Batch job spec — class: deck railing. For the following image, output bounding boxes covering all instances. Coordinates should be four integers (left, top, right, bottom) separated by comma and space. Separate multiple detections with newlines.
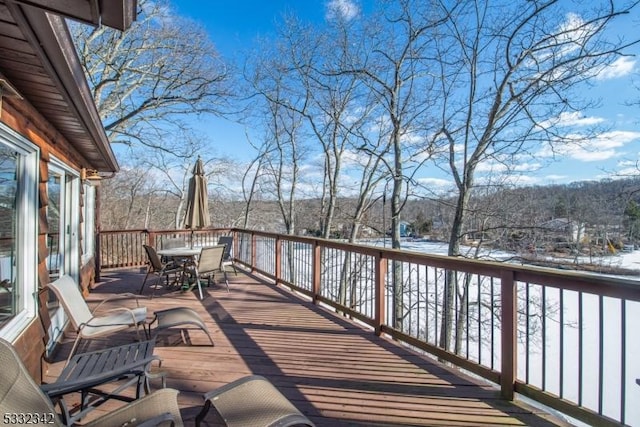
98, 227, 640, 427
97, 228, 230, 269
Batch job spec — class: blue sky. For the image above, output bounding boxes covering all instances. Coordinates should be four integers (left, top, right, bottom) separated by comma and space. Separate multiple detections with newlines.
172, 0, 640, 190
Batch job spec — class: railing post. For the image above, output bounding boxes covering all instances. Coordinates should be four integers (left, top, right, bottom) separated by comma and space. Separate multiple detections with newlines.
146, 229, 155, 248
501, 270, 517, 401
94, 229, 101, 282
312, 241, 321, 303
275, 235, 281, 285
374, 251, 387, 336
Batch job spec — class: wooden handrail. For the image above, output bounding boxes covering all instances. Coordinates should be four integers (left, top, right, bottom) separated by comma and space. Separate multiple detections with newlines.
97, 227, 640, 427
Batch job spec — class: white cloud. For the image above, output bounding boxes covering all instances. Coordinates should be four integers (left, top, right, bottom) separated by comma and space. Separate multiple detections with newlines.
416, 177, 452, 188
544, 174, 569, 182
557, 111, 605, 127
595, 56, 636, 80
475, 159, 542, 174
546, 13, 595, 60
541, 130, 640, 162
325, 0, 360, 21
539, 111, 605, 129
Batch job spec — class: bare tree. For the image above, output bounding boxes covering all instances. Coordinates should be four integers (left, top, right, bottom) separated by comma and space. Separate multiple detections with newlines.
70, 0, 231, 156
429, 0, 640, 351
342, 1, 441, 250
329, 0, 444, 328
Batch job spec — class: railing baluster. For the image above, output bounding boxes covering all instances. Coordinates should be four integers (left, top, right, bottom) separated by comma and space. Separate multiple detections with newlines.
491, 277, 495, 371
542, 284, 546, 392
465, 274, 470, 359
275, 235, 281, 286
526, 282, 530, 385
559, 288, 564, 399
579, 291, 583, 407
621, 299, 626, 425
434, 267, 439, 346
313, 241, 320, 302
598, 294, 604, 415
477, 274, 482, 366
425, 265, 430, 344
374, 251, 386, 336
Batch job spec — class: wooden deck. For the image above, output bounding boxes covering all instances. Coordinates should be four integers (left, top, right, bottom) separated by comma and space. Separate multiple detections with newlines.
43, 268, 568, 426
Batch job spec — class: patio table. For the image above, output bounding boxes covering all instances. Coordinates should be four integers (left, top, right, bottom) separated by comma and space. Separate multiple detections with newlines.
157, 247, 205, 299
41, 339, 159, 424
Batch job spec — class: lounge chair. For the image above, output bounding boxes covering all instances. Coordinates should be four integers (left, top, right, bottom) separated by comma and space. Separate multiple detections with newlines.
197, 245, 229, 292
2, 338, 313, 427
0, 337, 183, 427
217, 236, 238, 275
47, 275, 148, 362
149, 307, 214, 346
196, 375, 315, 427
48, 275, 214, 361
140, 244, 183, 295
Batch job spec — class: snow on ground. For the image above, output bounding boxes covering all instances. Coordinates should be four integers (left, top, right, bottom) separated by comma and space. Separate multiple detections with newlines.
359, 237, 640, 425
362, 237, 640, 280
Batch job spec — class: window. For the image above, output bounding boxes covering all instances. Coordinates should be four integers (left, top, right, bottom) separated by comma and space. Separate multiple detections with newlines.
0, 123, 38, 341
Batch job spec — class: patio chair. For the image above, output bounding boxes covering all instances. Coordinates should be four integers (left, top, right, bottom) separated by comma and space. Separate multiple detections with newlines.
140, 244, 183, 295
47, 275, 148, 362
217, 236, 238, 275
197, 245, 229, 292
195, 375, 315, 427
49, 275, 214, 360
149, 307, 215, 346
0, 337, 183, 427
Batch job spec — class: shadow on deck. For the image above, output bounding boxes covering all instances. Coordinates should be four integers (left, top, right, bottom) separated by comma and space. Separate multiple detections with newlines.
43, 267, 568, 426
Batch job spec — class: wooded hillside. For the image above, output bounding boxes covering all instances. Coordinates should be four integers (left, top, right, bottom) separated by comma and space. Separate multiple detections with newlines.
100, 175, 640, 255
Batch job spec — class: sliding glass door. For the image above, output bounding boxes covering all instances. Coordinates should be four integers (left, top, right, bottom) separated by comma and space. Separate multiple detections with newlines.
47, 161, 80, 281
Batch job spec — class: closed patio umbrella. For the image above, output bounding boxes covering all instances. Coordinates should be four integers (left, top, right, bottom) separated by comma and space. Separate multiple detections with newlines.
184, 157, 210, 247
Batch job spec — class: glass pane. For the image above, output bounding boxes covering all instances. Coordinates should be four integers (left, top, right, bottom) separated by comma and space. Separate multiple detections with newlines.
47, 173, 61, 278
0, 145, 17, 328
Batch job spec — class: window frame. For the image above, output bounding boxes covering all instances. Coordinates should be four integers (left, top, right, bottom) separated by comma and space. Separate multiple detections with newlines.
0, 123, 39, 342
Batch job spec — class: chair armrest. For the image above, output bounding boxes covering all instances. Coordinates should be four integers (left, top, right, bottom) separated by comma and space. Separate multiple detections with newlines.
80, 307, 144, 332
93, 292, 149, 312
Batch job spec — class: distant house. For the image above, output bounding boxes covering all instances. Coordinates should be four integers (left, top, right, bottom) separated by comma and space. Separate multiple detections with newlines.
399, 221, 414, 237
0, 0, 135, 381
539, 218, 585, 243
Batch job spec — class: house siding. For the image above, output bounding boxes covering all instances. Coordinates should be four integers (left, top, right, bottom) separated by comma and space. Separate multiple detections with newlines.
2, 95, 95, 382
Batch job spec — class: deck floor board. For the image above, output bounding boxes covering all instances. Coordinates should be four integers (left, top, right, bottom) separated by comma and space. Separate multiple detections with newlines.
43, 268, 568, 426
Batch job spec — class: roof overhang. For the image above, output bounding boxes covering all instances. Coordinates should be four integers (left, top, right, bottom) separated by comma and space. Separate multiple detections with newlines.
8, 0, 136, 31
0, 0, 137, 172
